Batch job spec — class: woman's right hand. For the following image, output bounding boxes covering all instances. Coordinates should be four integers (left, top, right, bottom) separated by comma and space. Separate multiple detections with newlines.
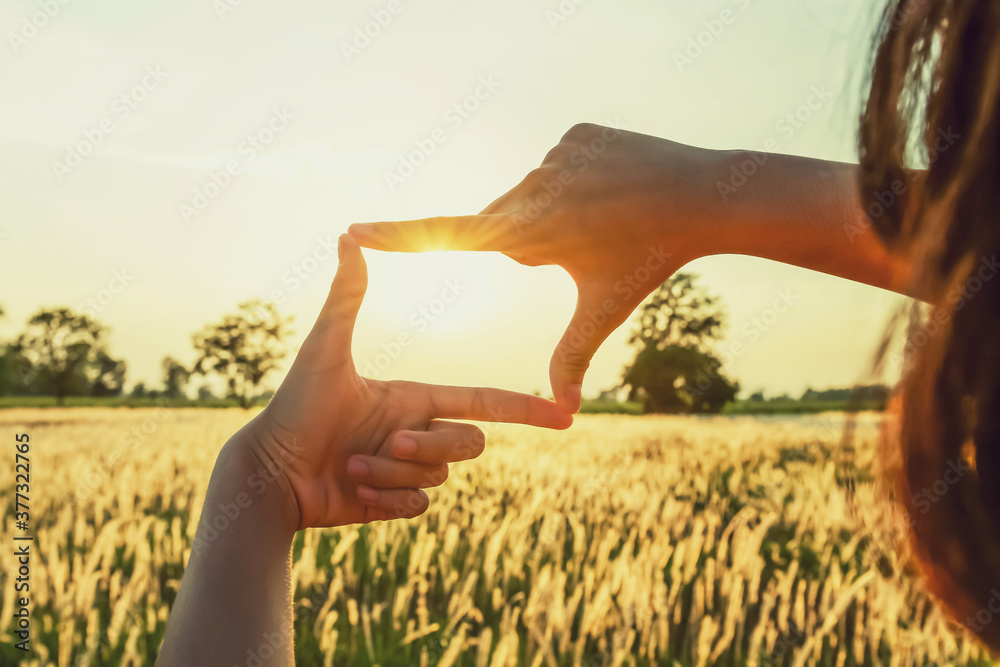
349, 124, 728, 412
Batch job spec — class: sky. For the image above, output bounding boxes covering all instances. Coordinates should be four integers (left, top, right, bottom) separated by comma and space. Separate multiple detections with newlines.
0, 0, 907, 400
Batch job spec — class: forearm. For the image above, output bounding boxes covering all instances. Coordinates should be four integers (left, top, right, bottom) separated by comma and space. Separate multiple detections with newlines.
701, 150, 921, 300
158, 424, 298, 667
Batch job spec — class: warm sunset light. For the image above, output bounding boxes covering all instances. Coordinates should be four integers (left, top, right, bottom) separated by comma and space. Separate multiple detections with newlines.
7, 0, 999, 665
363, 250, 510, 336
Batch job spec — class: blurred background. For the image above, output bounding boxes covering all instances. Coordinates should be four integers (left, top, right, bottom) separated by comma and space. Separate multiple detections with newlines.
0, 0, 907, 406
6, 3, 995, 666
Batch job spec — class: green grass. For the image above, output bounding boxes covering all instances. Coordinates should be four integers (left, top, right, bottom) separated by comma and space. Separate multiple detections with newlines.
723, 399, 886, 415
579, 398, 886, 416
0, 396, 887, 415
578, 399, 644, 415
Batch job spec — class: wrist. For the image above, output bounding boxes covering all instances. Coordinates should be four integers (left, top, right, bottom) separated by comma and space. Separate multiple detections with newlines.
699, 149, 850, 256
215, 418, 302, 537
646, 143, 742, 261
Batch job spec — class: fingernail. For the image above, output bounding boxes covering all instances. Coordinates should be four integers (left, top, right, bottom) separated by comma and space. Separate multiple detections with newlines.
348, 458, 369, 478
565, 384, 582, 414
394, 435, 417, 457
357, 485, 379, 502
338, 234, 347, 263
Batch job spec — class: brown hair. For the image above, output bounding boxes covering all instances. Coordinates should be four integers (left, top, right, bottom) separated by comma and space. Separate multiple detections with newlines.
859, 0, 1000, 651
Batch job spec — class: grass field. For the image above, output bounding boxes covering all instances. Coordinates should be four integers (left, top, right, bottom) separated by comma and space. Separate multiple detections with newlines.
0, 409, 992, 666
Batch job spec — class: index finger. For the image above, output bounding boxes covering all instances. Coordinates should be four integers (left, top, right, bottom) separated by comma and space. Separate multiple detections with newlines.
419, 383, 573, 430
348, 214, 518, 253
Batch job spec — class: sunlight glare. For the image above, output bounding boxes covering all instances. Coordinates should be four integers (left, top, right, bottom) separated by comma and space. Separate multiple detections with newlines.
362, 250, 509, 336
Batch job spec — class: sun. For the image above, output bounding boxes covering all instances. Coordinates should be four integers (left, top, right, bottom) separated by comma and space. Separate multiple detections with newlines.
362, 250, 510, 336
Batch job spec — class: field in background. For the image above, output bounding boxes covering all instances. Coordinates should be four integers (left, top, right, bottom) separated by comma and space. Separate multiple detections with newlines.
0, 409, 991, 666
0, 397, 884, 415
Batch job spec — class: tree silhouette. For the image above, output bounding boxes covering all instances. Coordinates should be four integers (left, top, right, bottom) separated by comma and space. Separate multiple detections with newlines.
628, 273, 724, 351
161, 356, 190, 400
622, 274, 738, 414
89, 349, 126, 397
12, 308, 125, 404
0, 304, 15, 396
192, 300, 292, 409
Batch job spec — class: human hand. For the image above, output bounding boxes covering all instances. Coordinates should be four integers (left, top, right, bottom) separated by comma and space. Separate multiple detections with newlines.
241, 234, 572, 531
348, 124, 726, 412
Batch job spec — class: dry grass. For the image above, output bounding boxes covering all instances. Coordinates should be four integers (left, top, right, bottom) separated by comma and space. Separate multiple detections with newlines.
0, 408, 992, 666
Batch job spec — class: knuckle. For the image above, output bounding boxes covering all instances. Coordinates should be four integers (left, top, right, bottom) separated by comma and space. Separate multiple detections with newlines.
540, 143, 565, 166
557, 349, 592, 374
522, 166, 549, 186
470, 387, 487, 418
564, 122, 598, 141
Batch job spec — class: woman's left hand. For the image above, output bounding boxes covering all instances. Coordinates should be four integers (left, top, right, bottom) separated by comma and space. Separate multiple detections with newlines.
240, 234, 572, 531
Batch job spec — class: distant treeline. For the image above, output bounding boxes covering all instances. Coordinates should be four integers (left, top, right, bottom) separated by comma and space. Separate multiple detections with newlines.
744, 384, 890, 405
0, 300, 290, 407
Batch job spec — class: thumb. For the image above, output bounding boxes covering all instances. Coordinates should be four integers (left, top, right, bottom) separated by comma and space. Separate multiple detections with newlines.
308, 234, 368, 367
549, 285, 629, 413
